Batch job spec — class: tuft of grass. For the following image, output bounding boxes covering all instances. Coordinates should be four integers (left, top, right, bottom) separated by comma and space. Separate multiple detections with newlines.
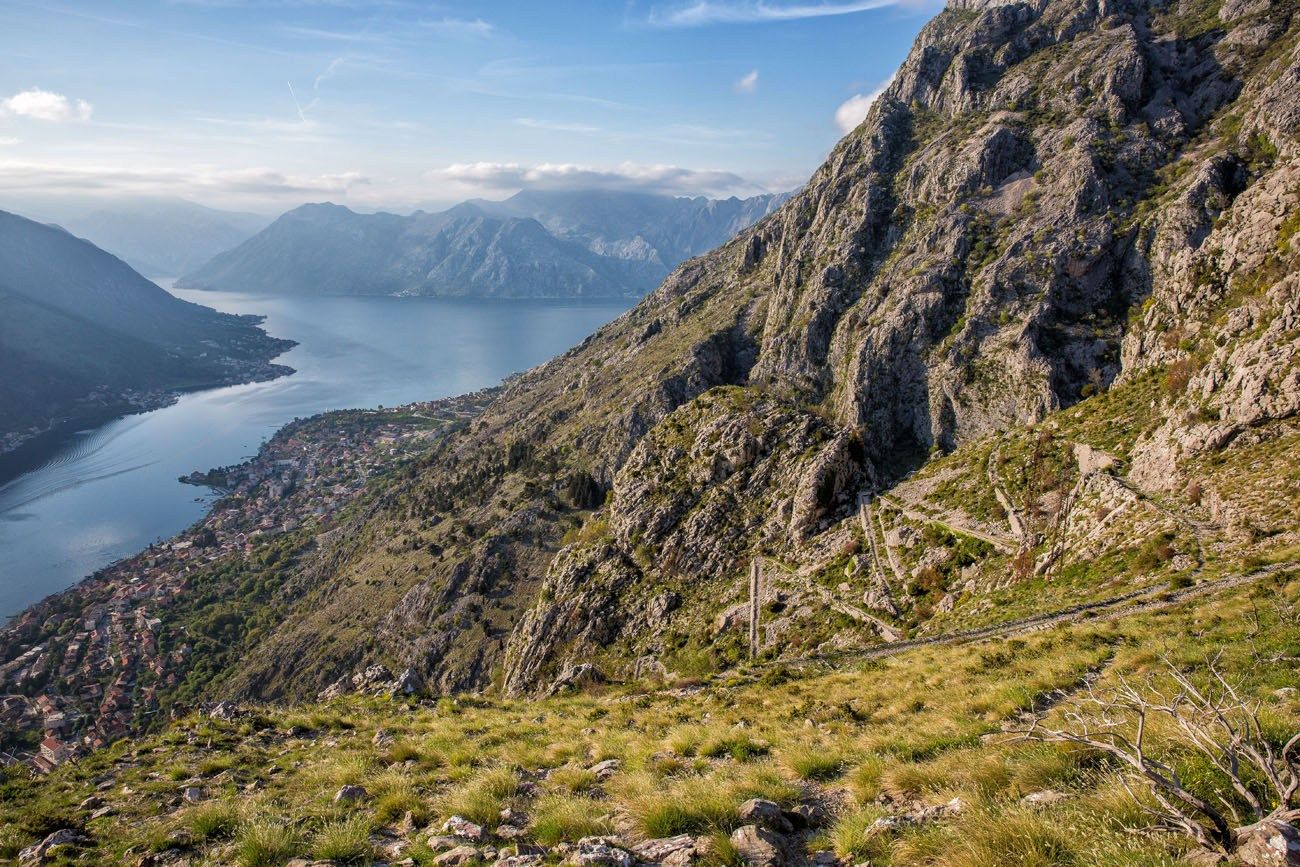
375, 788, 427, 826
781, 744, 849, 781
893, 806, 1078, 867
699, 731, 768, 761
620, 765, 797, 838
846, 756, 885, 805
827, 806, 891, 862
0, 825, 31, 858
197, 755, 235, 777
187, 800, 239, 842
530, 794, 614, 845
700, 830, 744, 867
235, 819, 298, 867
311, 816, 373, 864
386, 741, 423, 764
435, 766, 520, 826
547, 765, 600, 794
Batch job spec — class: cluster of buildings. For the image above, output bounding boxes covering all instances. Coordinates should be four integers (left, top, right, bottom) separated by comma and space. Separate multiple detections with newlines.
0, 395, 491, 773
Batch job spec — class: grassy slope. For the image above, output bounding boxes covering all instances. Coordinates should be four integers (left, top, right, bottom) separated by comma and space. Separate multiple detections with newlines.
3, 569, 1296, 866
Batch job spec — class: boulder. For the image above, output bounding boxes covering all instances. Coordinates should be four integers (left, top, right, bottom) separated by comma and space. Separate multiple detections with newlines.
19, 829, 90, 865
333, 784, 369, 803
373, 728, 395, 747
588, 758, 621, 780
572, 836, 634, 867
1235, 820, 1300, 867
738, 798, 794, 833
207, 701, 244, 721
1020, 790, 1070, 808
631, 834, 697, 866
352, 664, 393, 691
434, 845, 482, 866
443, 816, 485, 841
729, 825, 787, 867
180, 786, 204, 804
390, 667, 425, 697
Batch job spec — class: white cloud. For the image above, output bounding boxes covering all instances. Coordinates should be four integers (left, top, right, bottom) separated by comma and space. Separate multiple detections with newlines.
1, 89, 93, 122
419, 17, 494, 38
649, 0, 900, 27
734, 69, 759, 93
0, 160, 368, 199
514, 117, 600, 133
834, 75, 893, 133
0, 137, 19, 146
427, 161, 765, 198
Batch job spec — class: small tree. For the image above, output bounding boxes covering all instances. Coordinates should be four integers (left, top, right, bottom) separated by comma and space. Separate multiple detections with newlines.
1018, 658, 1299, 855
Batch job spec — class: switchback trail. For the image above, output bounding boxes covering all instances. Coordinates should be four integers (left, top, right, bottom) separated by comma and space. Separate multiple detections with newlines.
764, 561, 1298, 673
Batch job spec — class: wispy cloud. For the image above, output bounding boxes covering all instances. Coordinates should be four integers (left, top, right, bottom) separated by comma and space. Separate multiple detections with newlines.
834, 74, 893, 133
0, 137, 20, 146
648, 0, 901, 27
734, 69, 759, 93
1, 89, 93, 122
314, 57, 348, 90
427, 161, 766, 198
514, 118, 600, 133
280, 25, 387, 43
419, 17, 495, 38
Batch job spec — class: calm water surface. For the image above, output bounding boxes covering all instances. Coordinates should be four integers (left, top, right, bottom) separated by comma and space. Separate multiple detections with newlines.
0, 287, 632, 619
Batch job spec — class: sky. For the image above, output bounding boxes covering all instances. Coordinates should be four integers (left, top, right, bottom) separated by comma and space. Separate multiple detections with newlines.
0, 0, 941, 215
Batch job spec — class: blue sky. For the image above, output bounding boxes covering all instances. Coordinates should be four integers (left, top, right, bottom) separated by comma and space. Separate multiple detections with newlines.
0, 0, 940, 213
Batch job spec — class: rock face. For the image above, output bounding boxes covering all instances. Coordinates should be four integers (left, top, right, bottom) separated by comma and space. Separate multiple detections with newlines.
11, 0, 1299, 709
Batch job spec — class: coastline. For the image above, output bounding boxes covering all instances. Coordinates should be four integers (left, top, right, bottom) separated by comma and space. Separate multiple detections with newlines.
0, 389, 495, 762
0, 355, 296, 488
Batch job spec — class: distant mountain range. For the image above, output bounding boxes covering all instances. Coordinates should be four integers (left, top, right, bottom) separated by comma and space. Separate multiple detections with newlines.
178, 190, 790, 298
0, 209, 291, 453
1, 197, 271, 278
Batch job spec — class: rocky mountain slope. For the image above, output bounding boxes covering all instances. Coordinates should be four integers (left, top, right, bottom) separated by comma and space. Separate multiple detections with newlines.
2, 0, 1299, 862
186, 0, 1294, 701
176, 191, 787, 299
0, 209, 292, 454
3, 0, 1299, 796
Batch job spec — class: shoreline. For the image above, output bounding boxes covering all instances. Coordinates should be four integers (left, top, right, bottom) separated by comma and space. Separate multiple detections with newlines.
0, 358, 296, 489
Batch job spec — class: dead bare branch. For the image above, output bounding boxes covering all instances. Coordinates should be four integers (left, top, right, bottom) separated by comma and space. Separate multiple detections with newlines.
1013, 656, 1300, 854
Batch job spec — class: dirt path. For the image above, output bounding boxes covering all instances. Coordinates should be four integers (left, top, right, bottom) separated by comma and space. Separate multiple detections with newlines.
876, 494, 1018, 553
766, 561, 1297, 672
